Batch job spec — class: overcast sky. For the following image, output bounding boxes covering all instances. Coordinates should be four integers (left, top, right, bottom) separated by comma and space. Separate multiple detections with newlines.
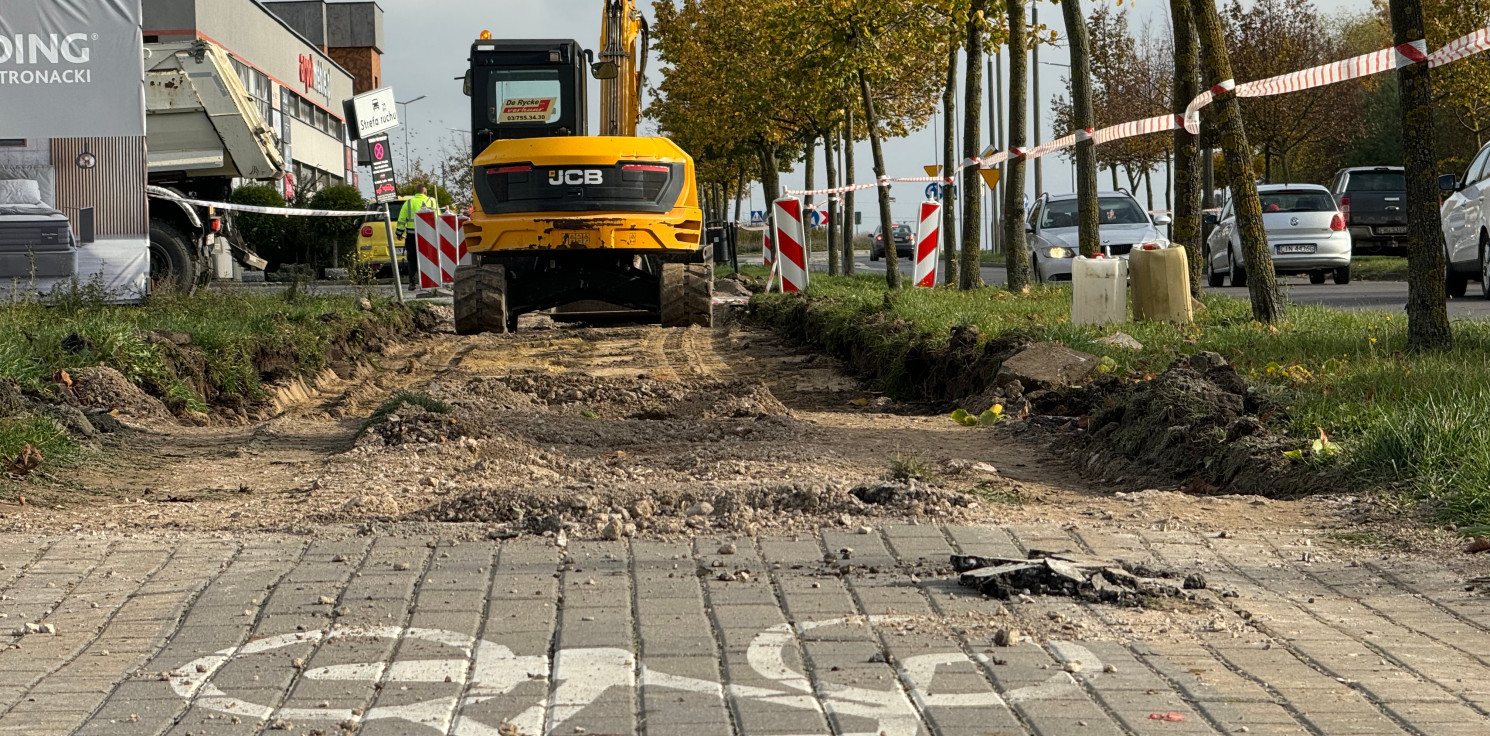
376, 0, 1375, 239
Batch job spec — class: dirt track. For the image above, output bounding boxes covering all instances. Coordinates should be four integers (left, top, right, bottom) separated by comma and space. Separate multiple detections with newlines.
6, 309, 1348, 539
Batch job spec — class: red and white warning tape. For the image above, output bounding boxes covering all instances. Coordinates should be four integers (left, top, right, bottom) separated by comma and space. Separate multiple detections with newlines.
810, 22, 1490, 189
148, 191, 380, 217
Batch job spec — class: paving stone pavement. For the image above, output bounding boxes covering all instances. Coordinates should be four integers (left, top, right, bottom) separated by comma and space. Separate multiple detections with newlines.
0, 526, 1486, 736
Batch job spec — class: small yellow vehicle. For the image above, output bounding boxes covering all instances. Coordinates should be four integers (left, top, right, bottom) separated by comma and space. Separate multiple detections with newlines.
455, 0, 711, 334
351, 196, 411, 273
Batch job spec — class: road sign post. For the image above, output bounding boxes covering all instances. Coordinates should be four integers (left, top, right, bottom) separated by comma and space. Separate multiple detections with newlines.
365, 132, 404, 303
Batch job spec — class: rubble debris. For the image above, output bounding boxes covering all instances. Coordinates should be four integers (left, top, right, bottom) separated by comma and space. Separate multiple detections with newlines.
994, 342, 1100, 390
951, 552, 1205, 604
1097, 332, 1144, 351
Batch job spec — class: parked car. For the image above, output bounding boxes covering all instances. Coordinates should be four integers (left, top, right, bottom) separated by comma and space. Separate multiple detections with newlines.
870, 223, 913, 261
1204, 184, 1352, 286
351, 196, 411, 274
1439, 140, 1490, 298
1024, 191, 1171, 282
1329, 166, 1407, 255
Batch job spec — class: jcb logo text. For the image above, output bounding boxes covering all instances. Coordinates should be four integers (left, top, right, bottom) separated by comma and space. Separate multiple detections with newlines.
549, 170, 603, 186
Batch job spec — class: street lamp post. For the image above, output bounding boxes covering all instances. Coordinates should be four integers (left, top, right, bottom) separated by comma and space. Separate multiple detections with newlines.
396, 95, 427, 180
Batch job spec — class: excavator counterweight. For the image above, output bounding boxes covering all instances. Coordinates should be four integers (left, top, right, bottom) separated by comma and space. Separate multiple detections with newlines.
454, 1, 711, 335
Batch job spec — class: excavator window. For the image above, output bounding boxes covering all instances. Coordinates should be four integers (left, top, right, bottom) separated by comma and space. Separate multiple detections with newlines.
488, 70, 563, 126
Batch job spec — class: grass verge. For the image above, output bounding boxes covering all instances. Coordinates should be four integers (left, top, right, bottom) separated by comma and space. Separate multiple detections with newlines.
0, 286, 415, 406
1351, 256, 1408, 281
743, 265, 1490, 526
364, 391, 450, 430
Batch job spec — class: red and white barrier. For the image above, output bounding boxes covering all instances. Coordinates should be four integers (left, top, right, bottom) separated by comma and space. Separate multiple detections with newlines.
457, 216, 471, 265
762, 227, 774, 268
414, 210, 441, 290
913, 201, 942, 288
437, 214, 459, 284
772, 197, 808, 293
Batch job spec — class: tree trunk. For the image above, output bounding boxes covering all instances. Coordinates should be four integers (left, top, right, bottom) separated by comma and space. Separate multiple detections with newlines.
804, 135, 817, 260
1110, 166, 1120, 191
961, 0, 987, 289
825, 126, 841, 276
1169, 0, 1202, 297
757, 140, 781, 285
1145, 170, 1154, 212
1190, 0, 1282, 323
1003, 0, 1032, 292
1062, 0, 1100, 259
1390, 0, 1452, 350
734, 165, 745, 225
843, 105, 857, 276
859, 69, 901, 288
943, 27, 960, 287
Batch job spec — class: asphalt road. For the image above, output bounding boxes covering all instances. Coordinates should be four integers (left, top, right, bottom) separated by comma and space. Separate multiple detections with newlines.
814, 251, 1490, 319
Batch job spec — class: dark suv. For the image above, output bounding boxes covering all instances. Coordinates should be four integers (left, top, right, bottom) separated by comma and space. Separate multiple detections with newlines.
1329, 167, 1407, 255
870, 224, 913, 261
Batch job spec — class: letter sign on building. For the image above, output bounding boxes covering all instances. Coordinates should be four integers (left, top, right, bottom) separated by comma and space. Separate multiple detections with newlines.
298, 53, 329, 97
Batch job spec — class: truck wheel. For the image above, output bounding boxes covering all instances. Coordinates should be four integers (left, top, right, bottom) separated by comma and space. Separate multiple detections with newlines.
149, 221, 197, 295
454, 263, 510, 335
660, 260, 714, 328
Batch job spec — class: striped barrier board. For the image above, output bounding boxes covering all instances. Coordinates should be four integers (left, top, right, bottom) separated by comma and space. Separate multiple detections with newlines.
913, 201, 942, 288
772, 197, 807, 293
437, 214, 459, 284
414, 210, 441, 290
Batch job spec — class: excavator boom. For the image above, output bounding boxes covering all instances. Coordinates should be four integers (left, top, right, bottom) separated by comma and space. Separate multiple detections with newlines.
598, 0, 647, 137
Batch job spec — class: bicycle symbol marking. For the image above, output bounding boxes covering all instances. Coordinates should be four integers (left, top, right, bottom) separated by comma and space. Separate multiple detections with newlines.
170, 616, 1106, 736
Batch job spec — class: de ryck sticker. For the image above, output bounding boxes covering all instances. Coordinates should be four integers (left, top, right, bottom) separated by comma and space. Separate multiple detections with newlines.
498, 97, 556, 123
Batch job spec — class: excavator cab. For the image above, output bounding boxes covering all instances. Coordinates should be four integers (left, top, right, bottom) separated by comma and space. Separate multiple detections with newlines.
455, 12, 712, 336
466, 39, 588, 154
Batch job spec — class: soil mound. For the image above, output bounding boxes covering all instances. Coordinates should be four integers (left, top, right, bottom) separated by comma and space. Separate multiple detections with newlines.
1042, 353, 1333, 498
69, 367, 174, 423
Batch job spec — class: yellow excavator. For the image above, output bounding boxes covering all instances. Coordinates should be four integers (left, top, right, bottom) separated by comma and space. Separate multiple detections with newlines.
455, 0, 712, 334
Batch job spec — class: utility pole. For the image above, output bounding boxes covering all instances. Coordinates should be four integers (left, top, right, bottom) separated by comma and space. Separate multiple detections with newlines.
1031, 6, 1042, 199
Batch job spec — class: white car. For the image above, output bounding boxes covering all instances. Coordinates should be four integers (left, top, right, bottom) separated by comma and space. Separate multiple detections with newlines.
1024, 191, 1171, 282
1204, 184, 1352, 286
1438, 140, 1490, 298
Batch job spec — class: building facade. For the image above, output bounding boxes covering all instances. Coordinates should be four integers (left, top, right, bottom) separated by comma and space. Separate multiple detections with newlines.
143, 0, 382, 193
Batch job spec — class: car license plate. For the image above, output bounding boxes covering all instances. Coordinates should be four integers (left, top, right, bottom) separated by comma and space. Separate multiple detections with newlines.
1379, 226, 1408, 235
1277, 243, 1316, 254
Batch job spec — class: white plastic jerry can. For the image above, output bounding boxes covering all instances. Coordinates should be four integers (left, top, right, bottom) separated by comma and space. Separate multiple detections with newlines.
1071, 255, 1129, 325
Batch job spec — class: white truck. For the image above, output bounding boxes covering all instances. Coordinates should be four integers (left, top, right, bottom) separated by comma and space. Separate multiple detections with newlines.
143, 39, 281, 290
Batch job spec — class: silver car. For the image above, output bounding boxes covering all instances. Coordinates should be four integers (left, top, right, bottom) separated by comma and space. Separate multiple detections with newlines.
1025, 192, 1171, 282
1205, 184, 1353, 286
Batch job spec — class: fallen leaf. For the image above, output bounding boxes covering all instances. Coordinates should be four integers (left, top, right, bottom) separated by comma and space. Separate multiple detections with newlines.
5, 444, 42, 477
1148, 712, 1186, 722
1466, 537, 1490, 554
53, 370, 72, 388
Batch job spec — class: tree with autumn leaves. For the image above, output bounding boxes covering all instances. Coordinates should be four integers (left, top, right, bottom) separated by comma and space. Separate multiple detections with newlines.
649, 0, 1007, 288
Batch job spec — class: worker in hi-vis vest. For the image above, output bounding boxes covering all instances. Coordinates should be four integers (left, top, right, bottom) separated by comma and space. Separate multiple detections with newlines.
395, 184, 439, 238
396, 185, 439, 288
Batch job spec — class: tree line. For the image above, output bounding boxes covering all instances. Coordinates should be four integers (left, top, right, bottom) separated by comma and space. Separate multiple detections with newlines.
648, 0, 1488, 350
